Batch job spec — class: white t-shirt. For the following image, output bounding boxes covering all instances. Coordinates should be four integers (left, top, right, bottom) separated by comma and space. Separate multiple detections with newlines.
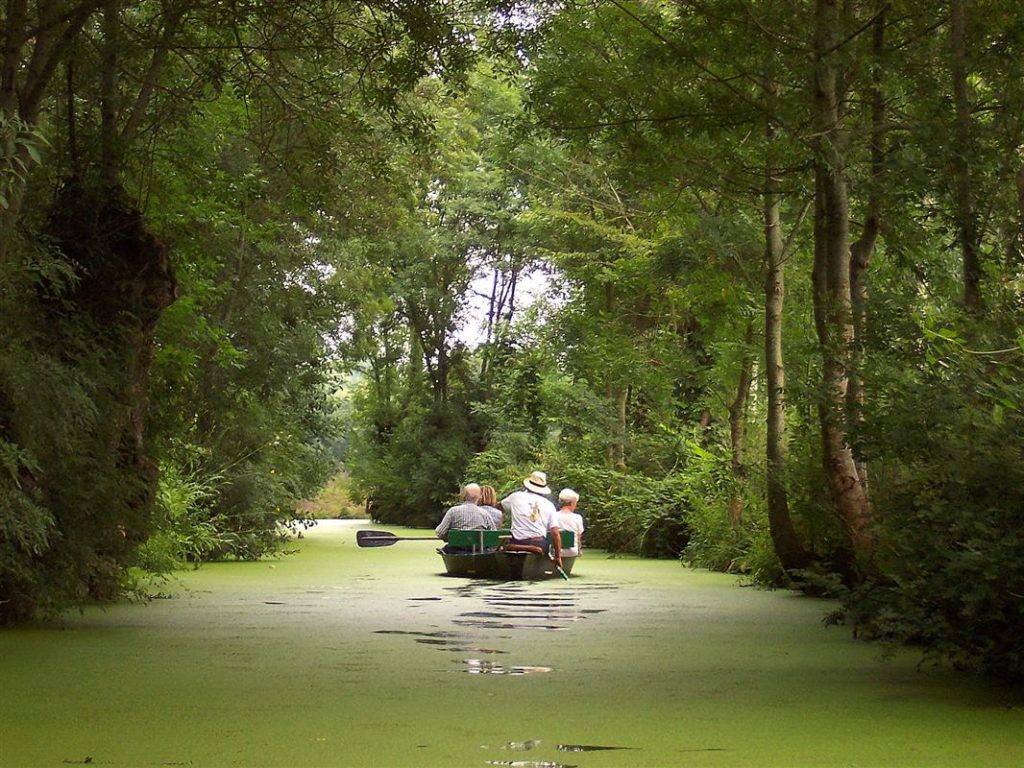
501, 490, 558, 540
555, 510, 585, 556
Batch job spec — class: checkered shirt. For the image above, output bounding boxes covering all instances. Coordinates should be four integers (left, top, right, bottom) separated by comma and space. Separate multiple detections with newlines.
435, 502, 497, 540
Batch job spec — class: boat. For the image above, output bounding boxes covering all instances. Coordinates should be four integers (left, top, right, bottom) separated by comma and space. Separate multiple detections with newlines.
439, 529, 576, 580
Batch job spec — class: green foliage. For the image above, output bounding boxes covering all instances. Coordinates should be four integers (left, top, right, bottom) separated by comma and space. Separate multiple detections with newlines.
683, 482, 786, 585
0, 438, 53, 620
134, 465, 220, 573
141, 85, 345, 561
348, 395, 480, 527
0, 113, 47, 210
0, 239, 153, 622
840, 310, 1024, 679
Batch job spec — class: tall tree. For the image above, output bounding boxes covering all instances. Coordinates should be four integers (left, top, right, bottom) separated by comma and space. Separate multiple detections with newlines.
809, 0, 874, 573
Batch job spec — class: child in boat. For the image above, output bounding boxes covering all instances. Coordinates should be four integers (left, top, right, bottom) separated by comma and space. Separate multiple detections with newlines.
555, 488, 585, 557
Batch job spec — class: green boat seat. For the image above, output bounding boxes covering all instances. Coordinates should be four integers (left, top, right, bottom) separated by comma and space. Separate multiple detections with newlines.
552, 530, 575, 549
447, 529, 574, 551
447, 529, 509, 550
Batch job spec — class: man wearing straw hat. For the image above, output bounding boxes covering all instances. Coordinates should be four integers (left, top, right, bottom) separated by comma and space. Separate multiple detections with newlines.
500, 470, 562, 568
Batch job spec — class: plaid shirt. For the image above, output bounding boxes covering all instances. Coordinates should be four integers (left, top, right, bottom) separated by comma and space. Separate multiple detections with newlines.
435, 502, 497, 540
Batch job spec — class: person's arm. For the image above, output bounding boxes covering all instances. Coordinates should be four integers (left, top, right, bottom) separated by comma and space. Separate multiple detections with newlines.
435, 510, 451, 541
549, 524, 562, 567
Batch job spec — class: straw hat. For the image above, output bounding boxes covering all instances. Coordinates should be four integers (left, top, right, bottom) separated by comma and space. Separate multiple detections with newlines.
523, 470, 551, 494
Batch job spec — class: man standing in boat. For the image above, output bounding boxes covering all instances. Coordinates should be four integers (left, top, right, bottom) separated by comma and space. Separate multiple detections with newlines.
500, 470, 563, 569
435, 483, 496, 545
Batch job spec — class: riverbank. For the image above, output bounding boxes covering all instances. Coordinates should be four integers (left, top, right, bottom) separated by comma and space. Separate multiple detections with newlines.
1, 520, 1021, 767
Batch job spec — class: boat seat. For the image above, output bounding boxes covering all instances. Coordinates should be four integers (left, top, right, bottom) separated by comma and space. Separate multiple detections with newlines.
448, 529, 574, 553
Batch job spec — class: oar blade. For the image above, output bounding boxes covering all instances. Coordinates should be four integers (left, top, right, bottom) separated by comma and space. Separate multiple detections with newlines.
356, 530, 400, 548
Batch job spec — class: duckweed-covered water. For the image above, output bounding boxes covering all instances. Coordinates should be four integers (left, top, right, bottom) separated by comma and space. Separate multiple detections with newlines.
1, 520, 1022, 767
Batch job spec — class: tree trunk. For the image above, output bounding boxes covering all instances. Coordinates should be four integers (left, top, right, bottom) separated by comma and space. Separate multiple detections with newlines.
950, 0, 982, 312
764, 131, 814, 571
1010, 164, 1024, 265
100, 0, 120, 186
48, 180, 178, 544
0, 0, 106, 263
847, 3, 886, 501
614, 386, 628, 471
727, 322, 754, 527
812, 0, 874, 573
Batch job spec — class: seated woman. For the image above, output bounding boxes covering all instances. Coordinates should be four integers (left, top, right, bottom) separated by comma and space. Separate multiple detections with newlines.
479, 485, 504, 527
555, 488, 585, 557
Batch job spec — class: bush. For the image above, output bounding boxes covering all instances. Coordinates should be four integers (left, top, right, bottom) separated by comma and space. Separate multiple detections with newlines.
842, 321, 1024, 680
134, 465, 220, 573
348, 400, 480, 527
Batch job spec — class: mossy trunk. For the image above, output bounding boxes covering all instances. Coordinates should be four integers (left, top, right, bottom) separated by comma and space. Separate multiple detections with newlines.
47, 178, 177, 593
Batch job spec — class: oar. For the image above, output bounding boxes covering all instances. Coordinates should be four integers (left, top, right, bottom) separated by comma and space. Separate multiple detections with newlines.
505, 541, 569, 580
551, 555, 570, 581
356, 530, 437, 548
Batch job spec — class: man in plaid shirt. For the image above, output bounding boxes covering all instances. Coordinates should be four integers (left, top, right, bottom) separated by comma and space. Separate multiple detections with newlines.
435, 483, 497, 542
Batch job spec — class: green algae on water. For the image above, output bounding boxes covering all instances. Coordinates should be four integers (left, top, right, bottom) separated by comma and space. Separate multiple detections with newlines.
1, 520, 1023, 767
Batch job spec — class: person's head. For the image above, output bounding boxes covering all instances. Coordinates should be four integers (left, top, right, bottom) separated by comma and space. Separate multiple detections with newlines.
480, 485, 498, 507
558, 488, 579, 510
463, 483, 481, 503
523, 470, 551, 495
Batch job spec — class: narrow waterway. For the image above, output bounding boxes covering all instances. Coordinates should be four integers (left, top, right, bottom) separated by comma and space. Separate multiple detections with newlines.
1, 520, 1022, 767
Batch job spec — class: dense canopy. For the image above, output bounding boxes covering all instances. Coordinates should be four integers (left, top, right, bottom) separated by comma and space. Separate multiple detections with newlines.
2, 0, 1023, 680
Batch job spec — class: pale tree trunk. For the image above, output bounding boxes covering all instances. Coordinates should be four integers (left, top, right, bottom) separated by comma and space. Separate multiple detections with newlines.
847, 3, 886, 501
764, 128, 814, 571
812, 0, 874, 572
950, 0, 982, 312
727, 322, 754, 528
613, 386, 628, 471
601, 281, 628, 469
604, 380, 628, 470
1010, 164, 1024, 265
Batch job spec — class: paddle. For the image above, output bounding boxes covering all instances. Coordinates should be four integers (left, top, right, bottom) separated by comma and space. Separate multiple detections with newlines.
504, 541, 569, 580
552, 556, 570, 581
356, 530, 437, 548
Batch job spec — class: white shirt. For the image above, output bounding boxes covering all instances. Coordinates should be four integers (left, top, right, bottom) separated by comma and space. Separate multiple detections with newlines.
555, 510, 585, 556
501, 490, 558, 540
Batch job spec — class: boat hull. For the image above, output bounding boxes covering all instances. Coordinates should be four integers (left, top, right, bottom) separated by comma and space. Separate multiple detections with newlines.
439, 550, 576, 580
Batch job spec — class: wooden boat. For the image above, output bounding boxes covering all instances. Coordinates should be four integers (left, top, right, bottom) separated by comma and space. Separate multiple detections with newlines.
439, 529, 576, 580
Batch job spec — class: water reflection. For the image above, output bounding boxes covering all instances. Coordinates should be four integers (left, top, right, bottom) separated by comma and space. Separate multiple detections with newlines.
389, 579, 613, 672
463, 659, 553, 675
453, 619, 570, 631
557, 744, 635, 752
501, 739, 541, 751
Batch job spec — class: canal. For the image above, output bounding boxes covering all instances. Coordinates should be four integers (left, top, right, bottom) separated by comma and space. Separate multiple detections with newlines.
1, 520, 1021, 767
